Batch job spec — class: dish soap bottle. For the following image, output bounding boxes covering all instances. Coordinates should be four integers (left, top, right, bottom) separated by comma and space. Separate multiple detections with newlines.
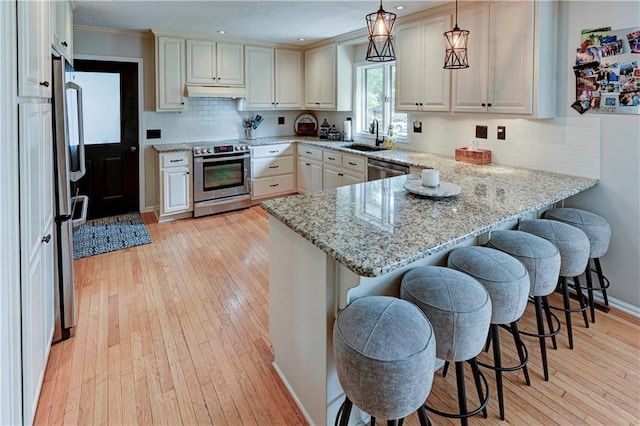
385, 125, 394, 149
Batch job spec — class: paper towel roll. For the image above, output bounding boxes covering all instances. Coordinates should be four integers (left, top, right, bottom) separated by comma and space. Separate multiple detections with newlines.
343, 120, 352, 141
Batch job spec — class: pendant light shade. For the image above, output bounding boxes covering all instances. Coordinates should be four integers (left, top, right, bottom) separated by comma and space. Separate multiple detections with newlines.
366, 0, 396, 62
443, 0, 469, 69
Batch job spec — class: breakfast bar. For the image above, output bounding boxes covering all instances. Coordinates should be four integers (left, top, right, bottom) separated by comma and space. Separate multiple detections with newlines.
260, 155, 597, 426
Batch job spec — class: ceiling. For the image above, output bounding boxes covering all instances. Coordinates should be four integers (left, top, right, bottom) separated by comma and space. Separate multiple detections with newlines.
72, 0, 449, 46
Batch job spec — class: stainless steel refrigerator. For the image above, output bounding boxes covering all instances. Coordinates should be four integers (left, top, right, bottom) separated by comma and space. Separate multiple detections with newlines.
51, 55, 85, 342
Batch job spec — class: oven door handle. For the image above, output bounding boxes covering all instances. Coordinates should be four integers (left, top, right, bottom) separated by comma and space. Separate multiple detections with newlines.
195, 153, 251, 164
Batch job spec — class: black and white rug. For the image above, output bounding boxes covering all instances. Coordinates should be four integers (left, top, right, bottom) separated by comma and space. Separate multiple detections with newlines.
72, 213, 152, 260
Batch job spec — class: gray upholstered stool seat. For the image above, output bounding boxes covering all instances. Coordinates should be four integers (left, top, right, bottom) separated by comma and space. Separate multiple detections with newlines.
447, 246, 531, 421
519, 219, 591, 350
401, 266, 491, 426
545, 207, 612, 322
333, 296, 436, 426
487, 230, 562, 381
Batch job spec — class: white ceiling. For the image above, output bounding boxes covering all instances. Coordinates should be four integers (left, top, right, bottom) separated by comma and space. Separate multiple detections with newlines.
72, 0, 449, 46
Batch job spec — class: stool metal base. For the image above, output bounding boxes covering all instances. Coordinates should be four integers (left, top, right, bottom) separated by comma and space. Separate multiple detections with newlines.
477, 322, 530, 420
426, 359, 490, 426
584, 258, 611, 322
520, 296, 562, 381
335, 397, 431, 426
551, 275, 589, 349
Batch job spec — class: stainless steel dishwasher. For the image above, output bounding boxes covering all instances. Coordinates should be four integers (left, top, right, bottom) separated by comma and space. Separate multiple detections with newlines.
367, 158, 410, 181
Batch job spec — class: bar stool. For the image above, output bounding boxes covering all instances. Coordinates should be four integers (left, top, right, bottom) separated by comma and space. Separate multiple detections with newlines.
487, 230, 562, 381
333, 296, 436, 426
519, 219, 590, 350
447, 246, 531, 421
545, 207, 611, 322
401, 266, 491, 426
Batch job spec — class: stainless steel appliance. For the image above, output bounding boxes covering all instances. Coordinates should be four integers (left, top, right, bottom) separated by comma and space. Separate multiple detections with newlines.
367, 158, 410, 181
193, 142, 251, 217
51, 55, 86, 342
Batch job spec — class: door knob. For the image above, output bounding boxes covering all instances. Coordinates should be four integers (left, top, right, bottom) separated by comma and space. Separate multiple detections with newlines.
130, 146, 137, 152
42, 234, 51, 243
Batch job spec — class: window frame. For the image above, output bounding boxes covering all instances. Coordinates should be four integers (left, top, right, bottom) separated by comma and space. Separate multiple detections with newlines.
353, 61, 407, 142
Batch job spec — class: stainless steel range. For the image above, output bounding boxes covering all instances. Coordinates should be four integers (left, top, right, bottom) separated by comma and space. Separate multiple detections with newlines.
192, 142, 251, 217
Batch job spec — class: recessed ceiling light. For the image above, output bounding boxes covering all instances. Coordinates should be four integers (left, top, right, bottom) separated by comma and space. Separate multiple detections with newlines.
395, 5, 405, 10
298, 38, 305, 41
217, 30, 226, 34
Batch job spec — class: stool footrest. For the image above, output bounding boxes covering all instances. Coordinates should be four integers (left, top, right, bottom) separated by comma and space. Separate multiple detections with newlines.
519, 310, 561, 339
477, 341, 529, 373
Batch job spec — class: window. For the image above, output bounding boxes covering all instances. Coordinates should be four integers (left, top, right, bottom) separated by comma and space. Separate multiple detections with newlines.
355, 62, 407, 140
71, 71, 121, 145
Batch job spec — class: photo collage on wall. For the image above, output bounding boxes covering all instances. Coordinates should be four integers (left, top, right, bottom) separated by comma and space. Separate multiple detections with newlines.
572, 26, 640, 115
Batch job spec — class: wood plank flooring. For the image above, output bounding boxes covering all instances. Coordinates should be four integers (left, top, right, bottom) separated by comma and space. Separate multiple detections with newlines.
34, 206, 640, 425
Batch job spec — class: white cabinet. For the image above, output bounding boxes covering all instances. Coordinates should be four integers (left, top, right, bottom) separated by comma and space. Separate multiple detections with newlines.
19, 103, 55, 426
158, 151, 192, 221
155, 36, 186, 111
322, 150, 366, 189
186, 40, 244, 86
52, 0, 72, 61
305, 43, 352, 110
452, 1, 556, 117
297, 145, 323, 193
245, 47, 303, 110
396, 14, 451, 112
17, 0, 51, 98
251, 143, 296, 200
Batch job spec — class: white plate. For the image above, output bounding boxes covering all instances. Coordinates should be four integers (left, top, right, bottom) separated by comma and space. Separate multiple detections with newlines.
403, 179, 461, 198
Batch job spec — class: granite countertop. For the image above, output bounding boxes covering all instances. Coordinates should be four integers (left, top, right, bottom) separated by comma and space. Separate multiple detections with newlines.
261, 160, 598, 278
152, 143, 191, 153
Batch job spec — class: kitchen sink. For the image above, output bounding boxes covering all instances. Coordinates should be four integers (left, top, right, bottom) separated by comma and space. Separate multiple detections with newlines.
343, 143, 388, 152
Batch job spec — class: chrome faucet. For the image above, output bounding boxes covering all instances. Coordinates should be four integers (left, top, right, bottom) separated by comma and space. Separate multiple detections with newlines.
373, 119, 382, 146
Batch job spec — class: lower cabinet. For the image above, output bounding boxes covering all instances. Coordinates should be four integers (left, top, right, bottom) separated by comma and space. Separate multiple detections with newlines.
297, 145, 323, 193
322, 151, 366, 189
251, 143, 296, 201
157, 151, 192, 222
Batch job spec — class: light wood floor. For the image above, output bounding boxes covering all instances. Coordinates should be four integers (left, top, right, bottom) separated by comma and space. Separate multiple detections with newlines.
35, 206, 640, 425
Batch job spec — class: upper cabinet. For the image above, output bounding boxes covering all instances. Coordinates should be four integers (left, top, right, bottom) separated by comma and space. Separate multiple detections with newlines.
305, 43, 352, 111
17, 0, 51, 98
155, 36, 186, 111
52, 0, 73, 61
396, 13, 452, 112
186, 40, 244, 86
244, 46, 303, 110
452, 0, 557, 117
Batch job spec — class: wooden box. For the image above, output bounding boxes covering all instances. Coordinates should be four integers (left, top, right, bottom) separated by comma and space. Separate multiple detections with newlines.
455, 147, 492, 165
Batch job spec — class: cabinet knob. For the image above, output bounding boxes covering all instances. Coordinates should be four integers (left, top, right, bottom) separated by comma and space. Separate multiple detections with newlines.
185, 171, 190, 175
419, 102, 423, 106
41, 234, 51, 244
338, 173, 344, 177
39, 81, 49, 87
415, 102, 419, 106
487, 103, 492, 107
61, 41, 68, 47
305, 162, 310, 166
315, 102, 320, 105
481, 103, 486, 107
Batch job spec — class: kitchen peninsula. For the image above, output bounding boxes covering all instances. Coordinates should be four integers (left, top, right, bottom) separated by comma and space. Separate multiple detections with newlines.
261, 155, 597, 426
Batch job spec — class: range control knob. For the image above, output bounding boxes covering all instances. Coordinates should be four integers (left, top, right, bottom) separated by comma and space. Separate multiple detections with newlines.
207, 148, 213, 154
194, 148, 200, 155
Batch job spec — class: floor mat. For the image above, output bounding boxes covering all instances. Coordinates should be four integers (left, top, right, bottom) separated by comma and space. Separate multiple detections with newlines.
72, 212, 152, 260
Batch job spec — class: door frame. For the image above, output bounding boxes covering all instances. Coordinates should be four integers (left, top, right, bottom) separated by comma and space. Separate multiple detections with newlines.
74, 54, 146, 212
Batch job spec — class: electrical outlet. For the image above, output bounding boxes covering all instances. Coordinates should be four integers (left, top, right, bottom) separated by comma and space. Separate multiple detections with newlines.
278, 116, 285, 125
475, 125, 488, 139
147, 129, 161, 139
497, 126, 506, 140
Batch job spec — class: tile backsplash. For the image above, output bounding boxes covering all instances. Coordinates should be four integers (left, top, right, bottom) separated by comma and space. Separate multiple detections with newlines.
402, 115, 601, 179
144, 99, 312, 144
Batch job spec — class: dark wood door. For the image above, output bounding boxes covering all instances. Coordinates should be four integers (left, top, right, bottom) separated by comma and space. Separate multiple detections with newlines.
72, 59, 139, 220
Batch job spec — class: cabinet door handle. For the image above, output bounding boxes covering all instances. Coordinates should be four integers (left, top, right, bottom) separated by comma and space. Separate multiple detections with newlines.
41, 234, 51, 244
338, 173, 344, 177
170, 159, 182, 163
328, 156, 335, 160
39, 81, 49, 87
347, 161, 357, 166
269, 183, 280, 187
61, 41, 68, 47
305, 151, 312, 154
269, 150, 278, 153
269, 165, 279, 169
315, 102, 320, 105
305, 162, 310, 166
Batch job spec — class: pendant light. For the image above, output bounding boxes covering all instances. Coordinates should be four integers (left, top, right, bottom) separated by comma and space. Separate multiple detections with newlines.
365, 0, 397, 62
443, 0, 469, 69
